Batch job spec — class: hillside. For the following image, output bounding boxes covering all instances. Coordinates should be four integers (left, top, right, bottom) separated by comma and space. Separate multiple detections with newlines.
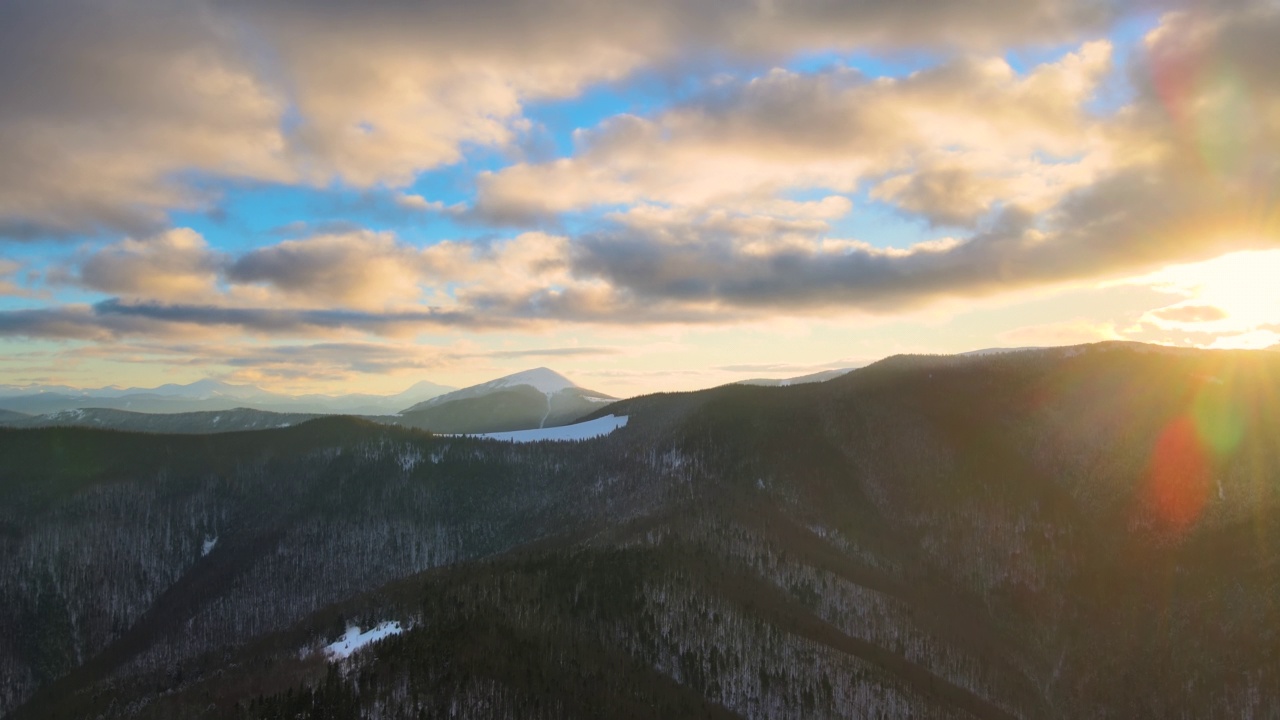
737, 368, 855, 387
2, 343, 1278, 718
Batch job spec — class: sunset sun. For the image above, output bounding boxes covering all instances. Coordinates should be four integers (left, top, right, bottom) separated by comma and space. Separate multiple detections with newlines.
1135, 249, 1280, 349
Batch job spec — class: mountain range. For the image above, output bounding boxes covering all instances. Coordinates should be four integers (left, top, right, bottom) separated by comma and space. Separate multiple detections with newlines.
0, 378, 455, 416
0, 367, 906, 436
0, 369, 618, 435
2, 342, 1277, 718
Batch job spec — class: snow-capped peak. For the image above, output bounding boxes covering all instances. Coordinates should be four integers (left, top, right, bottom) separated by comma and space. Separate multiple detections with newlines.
399, 367, 589, 414
487, 367, 577, 394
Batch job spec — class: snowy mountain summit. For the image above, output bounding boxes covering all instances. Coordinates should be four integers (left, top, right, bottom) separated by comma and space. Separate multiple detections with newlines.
397, 368, 616, 434
487, 367, 577, 394
403, 367, 591, 413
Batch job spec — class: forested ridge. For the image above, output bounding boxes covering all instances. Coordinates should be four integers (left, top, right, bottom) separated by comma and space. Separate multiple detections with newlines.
2, 343, 1278, 718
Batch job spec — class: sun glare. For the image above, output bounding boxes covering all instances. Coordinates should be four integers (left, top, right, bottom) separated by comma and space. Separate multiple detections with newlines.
1131, 249, 1280, 347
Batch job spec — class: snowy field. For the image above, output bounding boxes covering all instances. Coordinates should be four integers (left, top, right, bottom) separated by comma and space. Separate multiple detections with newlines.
473, 414, 628, 443
324, 621, 404, 660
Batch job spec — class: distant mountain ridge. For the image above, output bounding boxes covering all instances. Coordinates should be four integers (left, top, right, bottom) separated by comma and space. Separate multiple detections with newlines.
0, 377, 455, 416
737, 367, 856, 387
397, 367, 617, 434
0, 369, 621, 435
0, 407, 324, 434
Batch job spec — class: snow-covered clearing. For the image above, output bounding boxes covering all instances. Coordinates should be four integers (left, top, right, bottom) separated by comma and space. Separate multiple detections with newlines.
324, 621, 404, 660
474, 414, 628, 443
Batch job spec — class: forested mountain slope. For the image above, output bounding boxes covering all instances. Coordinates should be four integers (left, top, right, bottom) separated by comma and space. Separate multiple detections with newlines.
2, 343, 1278, 719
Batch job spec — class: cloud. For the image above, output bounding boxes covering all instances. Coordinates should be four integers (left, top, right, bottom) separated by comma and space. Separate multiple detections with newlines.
484, 347, 619, 359
267, 220, 366, 238
72, 228, 224, 300
209, 341, 453, 376
17, 228, 597, 338
998, 319, 1122, 346
393, 194, 445, 212
870, 167, 1012, 228
52, 338, 622, 388
0, 305, 171, 341
0, 299, 489, 342
5, 3, 1279, 348
554, 159, 1273, 316
226, 231, 428, 310
0, 0, 1118, 235
0, 0, 291, 237
1206, 329, 1280, 350
0, 260, 36, 298
475, 43, 1114, 224
1151, 305, 1229, 323
92, 299, 490, 335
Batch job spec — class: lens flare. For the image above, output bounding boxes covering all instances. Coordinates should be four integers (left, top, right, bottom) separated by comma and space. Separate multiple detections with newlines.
1192, 381, 1245, 456
1144, 415, 1211, 533
1142, 363, 1257, 535
1148, 13, 1261, 182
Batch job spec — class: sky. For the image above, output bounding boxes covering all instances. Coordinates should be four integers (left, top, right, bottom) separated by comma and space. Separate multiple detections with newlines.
1, 0, 1278, 397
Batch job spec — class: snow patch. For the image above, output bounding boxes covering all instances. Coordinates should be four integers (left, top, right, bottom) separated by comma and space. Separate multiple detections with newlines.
324, 621, 404, 660
397, 448, 423, 472
473, 414, 628, 443
201, 536, 218, 556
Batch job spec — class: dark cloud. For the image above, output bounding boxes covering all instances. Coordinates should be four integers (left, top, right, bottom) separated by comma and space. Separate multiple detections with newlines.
225, 231, 429, 308
0, 298, 497, 341
0, 305, 164, 341
93, 299, 492, 334
559, 164, 1278, 315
